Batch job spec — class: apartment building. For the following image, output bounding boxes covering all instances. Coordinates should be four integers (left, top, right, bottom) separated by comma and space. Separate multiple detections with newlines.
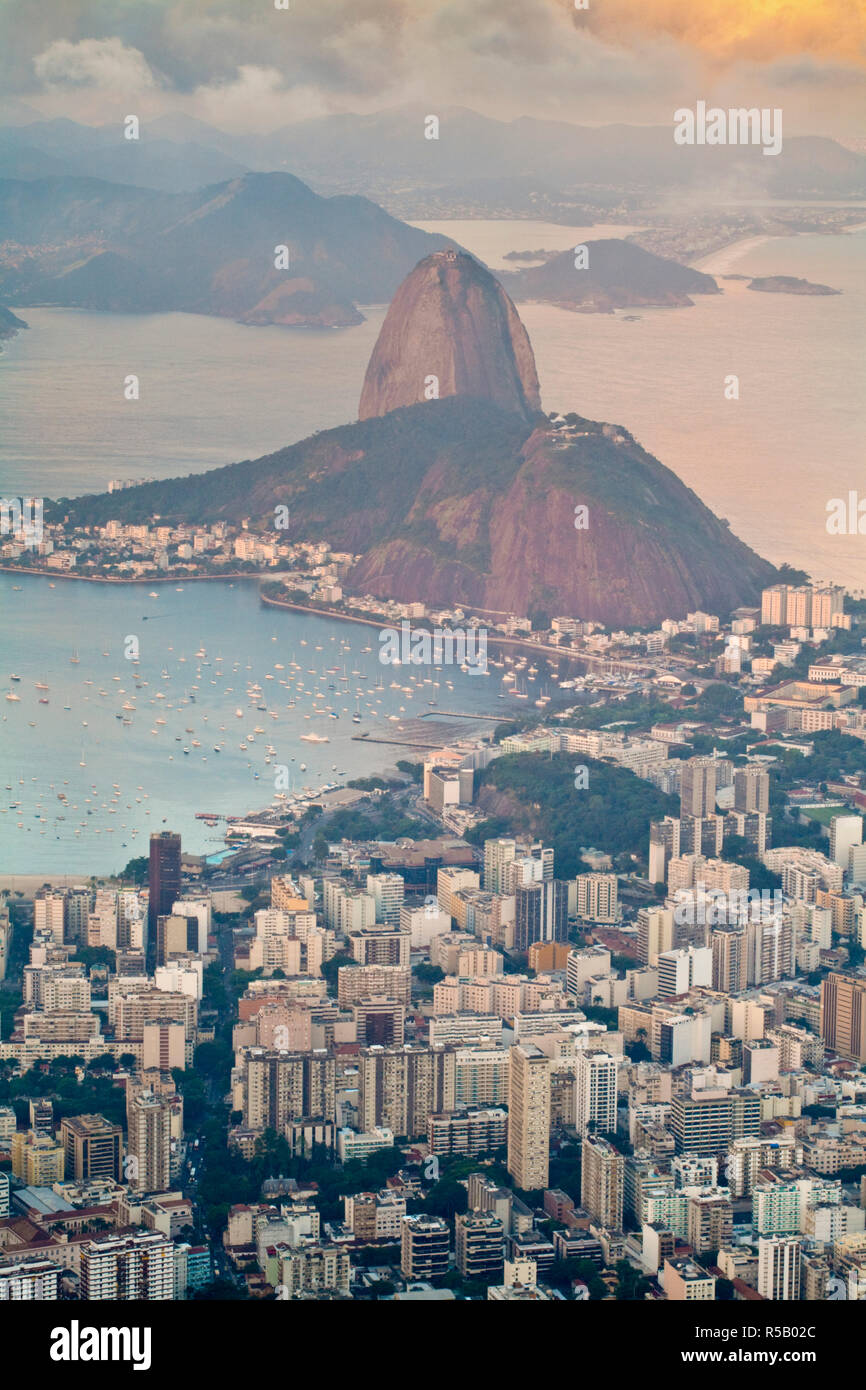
60, 1114, 124, 1182
80, 1232, 175, 1301
400, 1215, 450, 1279
581, 1135, 625, 1231
507, 1044, 551, 1191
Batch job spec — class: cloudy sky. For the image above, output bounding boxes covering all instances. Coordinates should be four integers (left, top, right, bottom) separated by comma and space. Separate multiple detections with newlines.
1, 0, 862, 139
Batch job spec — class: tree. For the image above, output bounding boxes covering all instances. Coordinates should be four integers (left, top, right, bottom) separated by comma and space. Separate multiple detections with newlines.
72, 946, 115, 972
424, 1178, 468, 1219
614, 1259, 651, 1301
320, 950, 355, 995
775, 563, 810, 586
548, 1258, 606, 1300
312, 831, 330, 862
414, 963, 444, 985
722, 834, 749, 861
87, 1054, 118, 1072
693, 683, 742, 718
193, 1280, 248, 1301
118, 856, 148, 885
194, 1040, 232, 1081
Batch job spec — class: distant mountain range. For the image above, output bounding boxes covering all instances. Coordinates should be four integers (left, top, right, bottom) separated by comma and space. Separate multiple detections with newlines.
0, 108, 863, 202
56, 252, 775, 626
0, 171, 454, 327
0, 116, 247, 192
0, 168, 726, 328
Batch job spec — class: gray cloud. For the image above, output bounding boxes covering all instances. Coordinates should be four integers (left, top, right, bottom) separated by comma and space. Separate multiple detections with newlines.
0, 0, 859, 137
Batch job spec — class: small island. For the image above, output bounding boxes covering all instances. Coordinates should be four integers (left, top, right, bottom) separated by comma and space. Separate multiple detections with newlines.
503, 249, 559, 262
503, 238, 720, 314
0, 304, 27, 342
747, 275, 841, 296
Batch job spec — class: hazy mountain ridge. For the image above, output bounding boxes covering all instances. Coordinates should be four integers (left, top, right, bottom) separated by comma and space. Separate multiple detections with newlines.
0, 118, 248, 191
145, 109, 866, 201
1, 110, 863, 204
0, 171, 455, 326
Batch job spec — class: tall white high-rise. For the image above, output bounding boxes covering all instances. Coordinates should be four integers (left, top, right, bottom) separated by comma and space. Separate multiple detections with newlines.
33, 890, 66, 945
656, 946, 713, 997
80, 1231, 174, 1300
483, 838, 518, 894
830, 815, 863, 869
575, 1051, 619, 1137
757, 1235, 801, 1300
365, 873, 406, 926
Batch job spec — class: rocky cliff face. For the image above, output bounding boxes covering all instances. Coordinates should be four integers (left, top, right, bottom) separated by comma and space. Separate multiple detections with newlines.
359, 250, 541, 422
65, 244, 777, 626
69, 395, 775, 626
346, 404, 775, 625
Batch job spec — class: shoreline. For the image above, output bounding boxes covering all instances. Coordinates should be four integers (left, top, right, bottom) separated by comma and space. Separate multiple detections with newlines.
260, 590, 654, 673
3, 589, 506, 886
694, 234, 773, 275
2, 591, 596, 885
260, 590, 386, 631
0, 566, 265, 585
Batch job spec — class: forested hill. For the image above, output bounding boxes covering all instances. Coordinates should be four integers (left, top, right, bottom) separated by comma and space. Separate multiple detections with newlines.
473, 752, 679, 877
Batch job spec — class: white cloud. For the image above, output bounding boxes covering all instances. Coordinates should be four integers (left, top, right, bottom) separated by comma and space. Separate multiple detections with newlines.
191, 66, 332, 131
33, 38, 159, 92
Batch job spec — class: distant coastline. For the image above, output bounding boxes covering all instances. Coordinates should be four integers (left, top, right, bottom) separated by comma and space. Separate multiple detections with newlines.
0, 565, 265, 584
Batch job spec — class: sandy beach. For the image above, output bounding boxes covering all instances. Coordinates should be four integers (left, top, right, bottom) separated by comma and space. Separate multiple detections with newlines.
695, 235, 773, 275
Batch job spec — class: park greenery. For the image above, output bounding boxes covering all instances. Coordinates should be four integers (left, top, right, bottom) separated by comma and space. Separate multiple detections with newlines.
473, 751, 678, 876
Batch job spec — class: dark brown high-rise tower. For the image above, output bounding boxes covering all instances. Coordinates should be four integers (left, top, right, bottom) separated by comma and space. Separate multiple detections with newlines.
147, 831, 181, 965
